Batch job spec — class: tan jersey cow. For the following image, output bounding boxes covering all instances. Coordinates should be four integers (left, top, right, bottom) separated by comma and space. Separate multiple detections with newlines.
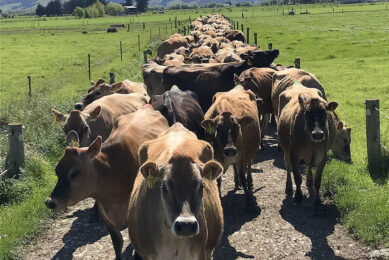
142, 61, 167, 96
45, 107, 169, 259
52, 93, 147, 147
201, 87, 261, 211
157, 36, 193, 58
277, 85, 338, 215
128, 123, 224, 260
75, 78, 148, 110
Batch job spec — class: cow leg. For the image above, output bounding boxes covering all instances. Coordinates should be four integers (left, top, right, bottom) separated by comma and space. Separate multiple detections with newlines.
217, 176, 222, 199
238, 163, 258, 211
246, 161, 253, 191
284, 154, 293, 196
313, 155, 327, 216
260, 114, 269, 149
105, 222, 123, 260
233, 164, 241, 190
290, 155, 303, 204
89, 201, 99, 222
306, 161, 314, 197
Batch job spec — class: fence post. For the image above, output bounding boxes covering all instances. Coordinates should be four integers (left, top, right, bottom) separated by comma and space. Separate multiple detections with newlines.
27, 76, 31, 97
138, 34, 140, 51
246, 27, 249, 44
241, 24, 244, 32
254, 33, 258, 46
175, 18, 177, 28
143, 22, 145, 29
365, 99, 382, 174
127, 24, 130, 32
109, 72, 115, 84
5, 123, 25, 177
143, 51, 148, 63
149, 29, 151, 42
159, 27, 161, 38
237, 21, 239, 31
88, 54, 91, 81
294, 58, 301, 69
120, 41, 123, 62
268, 43, 272, 50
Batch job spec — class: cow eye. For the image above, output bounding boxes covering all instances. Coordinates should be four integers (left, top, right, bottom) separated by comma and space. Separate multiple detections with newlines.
70, 170, 79, 179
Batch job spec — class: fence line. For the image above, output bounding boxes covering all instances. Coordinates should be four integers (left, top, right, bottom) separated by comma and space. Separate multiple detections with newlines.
375, 107, 389, 120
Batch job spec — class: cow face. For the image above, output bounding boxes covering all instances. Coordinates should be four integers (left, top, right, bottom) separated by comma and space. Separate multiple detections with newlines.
45, 132, 101, 211
201, 112, 254, 166
332, 121, 352, 162
299, 94, 337, 143
74, 81, 122, 110
250, 49, 279, 68
52, 107, 101, 147
139, 157, 222, 237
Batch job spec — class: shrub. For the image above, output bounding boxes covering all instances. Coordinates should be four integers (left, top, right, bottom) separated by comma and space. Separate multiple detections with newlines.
105, 2, 125, 16
74, 6, 85, 18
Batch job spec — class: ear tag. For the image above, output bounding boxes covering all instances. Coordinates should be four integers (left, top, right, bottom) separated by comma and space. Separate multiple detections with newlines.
206, 125, 215, 135
54, 116, 58, 123
293, 80, 301, 86
146, 170, 158, 189
68, 140, 79, 148
235, 84, 242, 89
206, 172, 212, 180
247, 59, 252, 66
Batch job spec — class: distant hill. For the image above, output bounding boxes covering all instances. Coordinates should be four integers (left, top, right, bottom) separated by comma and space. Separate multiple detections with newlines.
0, 0, 258, 13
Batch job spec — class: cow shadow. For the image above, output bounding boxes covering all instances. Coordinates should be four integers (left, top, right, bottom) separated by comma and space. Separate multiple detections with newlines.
51, 208, 108, 260
279, 196, 346, 260
213, 190, 260, 260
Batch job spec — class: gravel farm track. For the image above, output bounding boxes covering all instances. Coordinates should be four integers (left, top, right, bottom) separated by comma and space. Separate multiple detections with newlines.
21, 124, 388, 260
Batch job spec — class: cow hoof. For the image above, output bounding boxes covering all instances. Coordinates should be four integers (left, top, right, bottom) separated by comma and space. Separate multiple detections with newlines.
285, 187, 293, 196
294, 192, 303, 204
248, 183, 254, 191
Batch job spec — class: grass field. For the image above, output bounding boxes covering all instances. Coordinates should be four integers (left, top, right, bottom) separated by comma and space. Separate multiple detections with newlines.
0, 3, 388, 258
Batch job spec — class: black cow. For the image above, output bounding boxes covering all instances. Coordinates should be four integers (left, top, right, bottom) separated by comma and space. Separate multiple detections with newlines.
150, 88, 204, 139
162, 61, 251, 111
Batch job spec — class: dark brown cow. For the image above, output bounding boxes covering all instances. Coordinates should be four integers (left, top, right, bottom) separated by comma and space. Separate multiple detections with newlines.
201, 87, 261, 211
52, 93, 147, 147
45, 107, 169, 259
277, 86, 338, 214
150, 88, 205, 139
224, 29, 245, 42
128, 123, 224, 260
75, 79, 148, 110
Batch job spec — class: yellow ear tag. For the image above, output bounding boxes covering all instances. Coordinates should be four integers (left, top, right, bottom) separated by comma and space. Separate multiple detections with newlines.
54, 116, 58, 123
146, 170, 158, 189
206, 172, 213, 180
69, 140, 79, 148
206, 125, 215, 135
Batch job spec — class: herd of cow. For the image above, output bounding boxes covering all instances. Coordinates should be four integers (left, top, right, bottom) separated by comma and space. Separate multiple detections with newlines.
45, 14, 352, 260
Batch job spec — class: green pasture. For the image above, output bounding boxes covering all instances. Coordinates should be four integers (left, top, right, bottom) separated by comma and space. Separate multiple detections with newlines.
0, 3, 388, 258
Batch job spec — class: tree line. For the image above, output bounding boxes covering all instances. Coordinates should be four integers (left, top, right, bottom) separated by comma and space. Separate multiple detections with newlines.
36, 0, 148, 17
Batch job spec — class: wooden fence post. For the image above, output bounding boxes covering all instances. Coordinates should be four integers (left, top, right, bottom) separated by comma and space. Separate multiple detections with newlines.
5, 123, 25, 177
365, 99, 382, 174
149, 29, 151, 42
143, 22, 145, 29
27, 76, 31, 97
120, 41, 122, 62
268, 43, 272, 50
294, 58, 301, 68
254, 33, 258, 46
138, 34, 140, 51
237, 21, 239, 31
143, 51, 148, 63
246, 27, 249, 44
241, 24, 244, 32
109, 72, 115, 84
88, 54, 91, 81
127, 24, 130, 32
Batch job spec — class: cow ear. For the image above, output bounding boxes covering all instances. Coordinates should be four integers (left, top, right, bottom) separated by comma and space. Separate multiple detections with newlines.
89, 106, 101, 120
111, 82, 123, 92
90, 81, 96, 86
139, 161, 162, 189
202, 160, 223, 180
234, 73, 240, 86
52, 109, 67, 123
138, 142, 150, 165
327, 102, 338, 111
66, 130, 79, 148
337, 121, 344, 130
347, 127, 351, 133
238, 116, 254, 127
95, 78, 106, 85
87, 136, 102, 156
298, 94, 306, 108
199, 143, 214, 163
201, 119, 216, 135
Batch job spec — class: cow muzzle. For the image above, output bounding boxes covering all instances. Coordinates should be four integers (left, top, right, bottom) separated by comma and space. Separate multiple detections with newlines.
74, 103, 84, 111
45, 197, 57, 210
224, 146, 237, 157
172, 216, 199, 237
311, 129, 325, 142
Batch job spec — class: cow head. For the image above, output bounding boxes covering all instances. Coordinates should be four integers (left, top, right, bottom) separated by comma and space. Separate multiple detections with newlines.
298, 93, 338, 143
139, 140, 222, 237
52, 106, 101, 147
45, 132, 102, 211
332, 121, 352, 162
201, 112, 254, 166
74, 80, 123, 111
247, 49, 279, 68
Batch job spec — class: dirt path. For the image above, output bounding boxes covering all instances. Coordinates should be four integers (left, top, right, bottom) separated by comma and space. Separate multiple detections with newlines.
22, 126, 385, 260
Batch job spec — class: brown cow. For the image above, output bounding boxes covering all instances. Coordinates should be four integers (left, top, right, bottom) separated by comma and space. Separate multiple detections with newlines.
235, 68, 275, 143
157, 36, 194, 58
45, 107, 169, 259
277, 86, 338, 215
224, 29, 245, 42
128, 123, 223, 260
331, 113, 352, 162
201, 87, 261, 211
52, 93, 147, 147
142, 61, 167, 96
163, 53, 186, 66
75, 79, 148, 110
189, 46, 216, 63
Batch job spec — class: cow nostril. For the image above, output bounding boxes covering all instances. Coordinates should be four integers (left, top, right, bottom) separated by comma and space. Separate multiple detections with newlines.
312, 131, 324, 141
224, 148, 237, 157
45, 199, 56, 210
74, 103, 82, 110
174, 222, 182, 232
190, 222, 197, 233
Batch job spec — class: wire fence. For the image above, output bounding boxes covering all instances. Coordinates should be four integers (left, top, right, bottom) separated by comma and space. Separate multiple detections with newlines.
375, 107, 389, 153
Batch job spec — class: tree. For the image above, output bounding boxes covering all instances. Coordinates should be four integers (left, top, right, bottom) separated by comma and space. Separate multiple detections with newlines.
136, 0, 147, 12
106, 2, 125, 15
93, 0, 105, 16
74, 6, 85, 18
85, 5, 99, 17
45, 0, 62, 16
36, 4, 45, 16
123, 0, 133, 6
